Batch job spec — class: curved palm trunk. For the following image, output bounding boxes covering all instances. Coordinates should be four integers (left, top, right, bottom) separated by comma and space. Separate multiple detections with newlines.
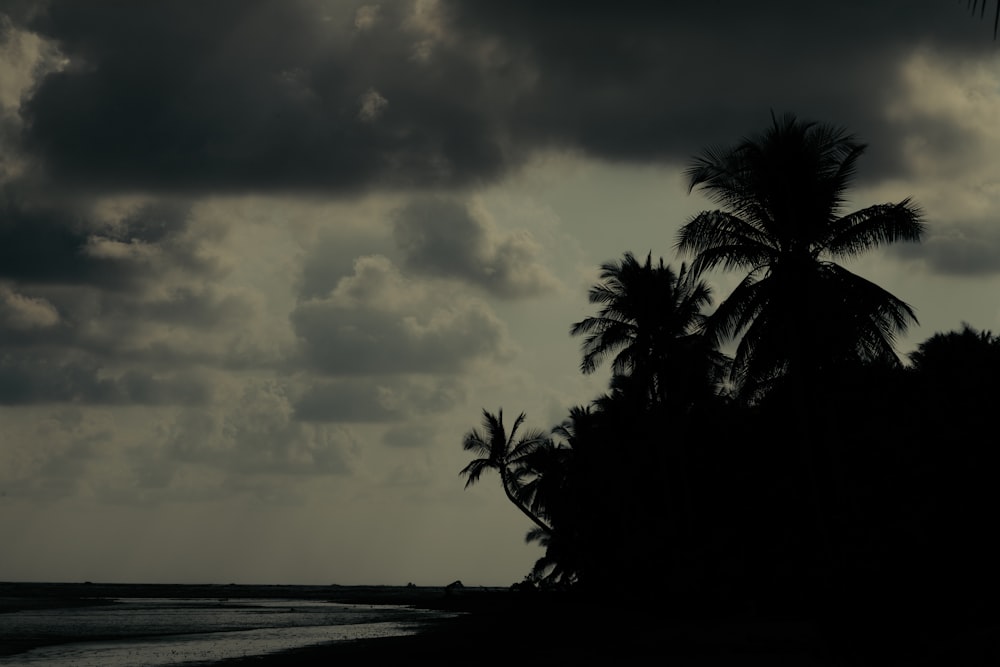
500, 467, 552, 535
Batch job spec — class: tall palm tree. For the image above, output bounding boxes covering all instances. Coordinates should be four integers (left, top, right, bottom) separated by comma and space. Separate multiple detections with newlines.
570, 252, 728, 407
676, 113, 925, 400
460, 408, 553, 534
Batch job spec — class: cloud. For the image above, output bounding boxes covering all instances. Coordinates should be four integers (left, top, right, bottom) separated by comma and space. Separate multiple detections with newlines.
12, 3, 992, 197
0, 353, 212, 405
382, 422, 439, 448
292, 375, 464, 423
357, 88, 388, 122
291, 254, 511, 375
354, 4, 381, 32
0, 378, 360, 505
0, 408, 114, 499
393, 197, 557, 297
0, 284, 59, 329
14, 1, 515, 194
163, 380, 359, 475
293, 379, 408, 423
894, 221, 1000, 276
0, 199, 221, 288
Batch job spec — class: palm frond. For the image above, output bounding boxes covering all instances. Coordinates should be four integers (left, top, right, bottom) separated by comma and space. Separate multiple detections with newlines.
676, 210, 775, 275
461, 429, 493, 457
681, 113, 922, 398
524, 526, 550, 546
704, 271, 770, 346
823, 199, 925, 259
969, 0, 1000, 38
822, 262, 918, 343
459, 458, 493, 488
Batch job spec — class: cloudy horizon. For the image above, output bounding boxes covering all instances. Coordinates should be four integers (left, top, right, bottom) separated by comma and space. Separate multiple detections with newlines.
2, 1, 999, 586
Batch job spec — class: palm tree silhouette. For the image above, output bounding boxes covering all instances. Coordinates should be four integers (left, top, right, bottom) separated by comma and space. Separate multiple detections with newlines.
969, 0, 1000, 37
570, 252, 727, 407
460, 409, 553, 535
677, 113, 925, 400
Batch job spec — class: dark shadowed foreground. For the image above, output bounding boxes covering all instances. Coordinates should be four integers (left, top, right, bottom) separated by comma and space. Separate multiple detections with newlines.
215, 589, 1000, 666
5, 582, 993, 665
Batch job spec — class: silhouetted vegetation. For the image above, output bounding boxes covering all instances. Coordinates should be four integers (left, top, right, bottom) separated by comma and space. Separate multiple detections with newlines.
969, 0, 1000, 37
461, 114, 1000, 642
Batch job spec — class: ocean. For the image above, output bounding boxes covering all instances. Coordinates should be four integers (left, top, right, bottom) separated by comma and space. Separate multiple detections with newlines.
0, 583, 459, 666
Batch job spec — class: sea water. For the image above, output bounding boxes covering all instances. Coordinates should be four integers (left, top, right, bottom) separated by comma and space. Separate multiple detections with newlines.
0, 597, 445, 666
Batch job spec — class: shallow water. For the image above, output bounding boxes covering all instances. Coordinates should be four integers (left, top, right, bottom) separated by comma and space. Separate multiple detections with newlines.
0, 597, 443, 666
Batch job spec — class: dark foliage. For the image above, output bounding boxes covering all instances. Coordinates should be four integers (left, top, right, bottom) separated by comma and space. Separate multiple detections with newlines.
459, 118, 1000, 653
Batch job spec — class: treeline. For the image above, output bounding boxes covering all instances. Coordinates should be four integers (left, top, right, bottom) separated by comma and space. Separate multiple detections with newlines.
460, 115, 1000, 621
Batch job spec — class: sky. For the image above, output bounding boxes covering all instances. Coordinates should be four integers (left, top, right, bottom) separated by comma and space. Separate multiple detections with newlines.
1, 1, 999, 587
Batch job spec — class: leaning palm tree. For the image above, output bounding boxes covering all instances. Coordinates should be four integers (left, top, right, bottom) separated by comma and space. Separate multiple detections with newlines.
677, 113, 925, 401
570, 252, 728, 407
460, 409, 553, 535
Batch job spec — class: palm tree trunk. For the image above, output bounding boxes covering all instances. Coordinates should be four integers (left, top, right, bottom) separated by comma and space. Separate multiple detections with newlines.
500, 469, 553, 535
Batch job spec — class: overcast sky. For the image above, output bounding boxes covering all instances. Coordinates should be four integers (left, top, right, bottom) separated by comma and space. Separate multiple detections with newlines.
2, 1, 999, 587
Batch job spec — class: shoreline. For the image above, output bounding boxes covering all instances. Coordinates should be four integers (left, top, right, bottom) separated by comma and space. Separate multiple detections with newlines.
3, 583, 999, 665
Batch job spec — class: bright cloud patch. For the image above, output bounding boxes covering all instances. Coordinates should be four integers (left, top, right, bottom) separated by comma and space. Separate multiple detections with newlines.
876, 48, 1000, 277
292, 255, 510, 375
0, 285, 59, 329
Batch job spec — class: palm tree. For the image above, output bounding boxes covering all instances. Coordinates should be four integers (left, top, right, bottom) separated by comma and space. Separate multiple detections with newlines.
460, 408, 553, 535
969, 0, 1000, 37
570, 252, 728, 407
676, 112, 925, 400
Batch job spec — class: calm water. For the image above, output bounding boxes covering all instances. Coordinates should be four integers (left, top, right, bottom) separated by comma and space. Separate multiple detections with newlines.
0, 597, 448, 666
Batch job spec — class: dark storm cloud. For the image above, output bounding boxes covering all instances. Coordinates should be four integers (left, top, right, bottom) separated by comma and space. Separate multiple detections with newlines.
392, 197, 556, 298
0, 198, 218, 288
0, 197, 251, 406
0, 199, 130, 286
17, 0, 514, 194
10, 1, 993, 195
444, 1, 994, 156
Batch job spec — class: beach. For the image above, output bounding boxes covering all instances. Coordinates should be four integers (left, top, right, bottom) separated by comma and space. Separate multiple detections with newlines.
214, 596, 1000, 666
3, 582, 999, 665
0, 583, 457, 665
